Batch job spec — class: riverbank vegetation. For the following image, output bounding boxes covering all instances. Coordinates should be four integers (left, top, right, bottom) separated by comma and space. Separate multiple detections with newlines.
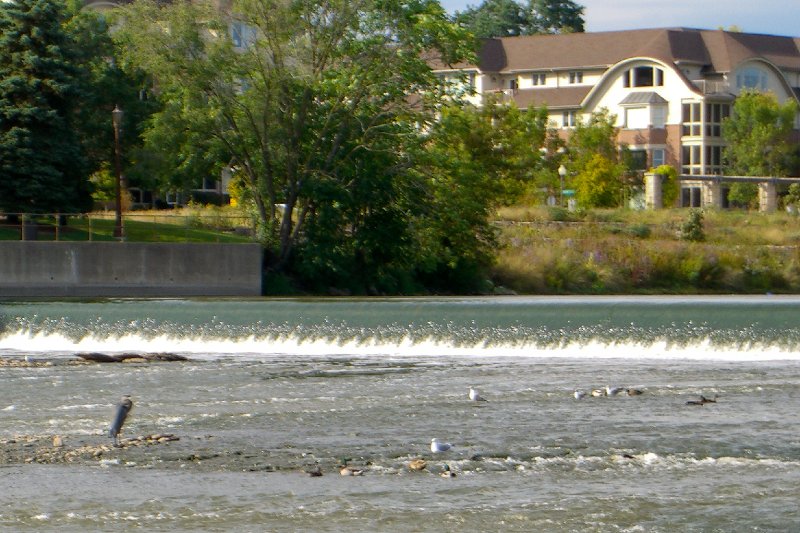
493, 207, 800, 294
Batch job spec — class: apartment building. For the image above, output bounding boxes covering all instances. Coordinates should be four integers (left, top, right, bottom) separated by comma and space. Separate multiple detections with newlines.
432, 28, 800, 177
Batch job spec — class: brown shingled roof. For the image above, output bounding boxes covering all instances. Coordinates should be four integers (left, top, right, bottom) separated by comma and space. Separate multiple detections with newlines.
437, 28, 800, 76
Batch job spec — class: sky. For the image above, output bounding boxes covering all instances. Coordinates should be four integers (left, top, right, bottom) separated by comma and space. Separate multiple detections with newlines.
440, 0, 800, 37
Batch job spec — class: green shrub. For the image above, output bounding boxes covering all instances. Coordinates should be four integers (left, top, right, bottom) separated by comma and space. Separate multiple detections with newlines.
680, 210, 705, 242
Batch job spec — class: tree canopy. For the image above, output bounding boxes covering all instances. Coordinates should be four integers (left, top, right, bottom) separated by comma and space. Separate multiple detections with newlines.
722, 90, 799, 177
118, 0, 545, 293
456, 0, 585, 39
0, 0, 92, 214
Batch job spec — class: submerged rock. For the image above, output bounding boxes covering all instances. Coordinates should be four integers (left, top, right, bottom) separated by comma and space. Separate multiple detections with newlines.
77, 352, 189, 363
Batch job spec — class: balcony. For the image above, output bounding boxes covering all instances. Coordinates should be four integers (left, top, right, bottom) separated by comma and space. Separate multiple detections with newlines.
691, 80, 731, 95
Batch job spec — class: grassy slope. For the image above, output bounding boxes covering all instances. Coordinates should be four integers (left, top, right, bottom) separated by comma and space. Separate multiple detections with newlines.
492, 207, 800, 294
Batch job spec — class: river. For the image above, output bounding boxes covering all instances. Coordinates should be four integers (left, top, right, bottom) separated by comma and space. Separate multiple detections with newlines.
1, 296, 799, 531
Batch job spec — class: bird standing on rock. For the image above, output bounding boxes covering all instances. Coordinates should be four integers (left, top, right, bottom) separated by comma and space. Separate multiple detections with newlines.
109, 395, 133, 447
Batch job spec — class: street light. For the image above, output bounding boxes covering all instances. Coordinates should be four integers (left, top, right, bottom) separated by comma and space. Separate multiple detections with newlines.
558, 164, 567, 207
112, 105, 124, 239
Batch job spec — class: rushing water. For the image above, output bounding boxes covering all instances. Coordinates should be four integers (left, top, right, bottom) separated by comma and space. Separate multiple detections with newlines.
1, 296, 800, 532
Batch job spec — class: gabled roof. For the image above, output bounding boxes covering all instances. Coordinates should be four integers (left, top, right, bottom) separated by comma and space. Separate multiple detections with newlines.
436, 28, 800, 76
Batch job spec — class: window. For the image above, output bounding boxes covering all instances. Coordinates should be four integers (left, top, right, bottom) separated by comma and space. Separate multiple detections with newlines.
625, 106, 649, 129
652, 106, 666, 129
682, 102, 701, 136
509, 78, 518, 90
705, 103, 730, 137
562, 110, 577, 128
682, 144, 702, 175
736, 67, 767, 90
568, 71, 583, 84
231, 22, 255, 49
629, 150, 647, 171
705, 145, 723, 174
652, 148, 665, 168
623, 66, 664, 88
531, 73, 546, 86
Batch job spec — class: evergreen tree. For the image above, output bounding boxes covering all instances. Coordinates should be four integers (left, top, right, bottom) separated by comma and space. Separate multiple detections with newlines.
0, 0, 91, 215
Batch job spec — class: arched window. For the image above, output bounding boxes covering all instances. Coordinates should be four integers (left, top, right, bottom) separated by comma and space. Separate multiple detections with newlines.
736, 68, 767, 90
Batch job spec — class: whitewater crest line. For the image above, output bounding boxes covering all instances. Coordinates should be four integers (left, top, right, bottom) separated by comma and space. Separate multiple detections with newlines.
0, 329, 798, 361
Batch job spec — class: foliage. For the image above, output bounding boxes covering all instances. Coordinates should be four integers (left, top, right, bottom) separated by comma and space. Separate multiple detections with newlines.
455, 0, 528, 38
722, 90, 799, 177
565, 109, 626, 208
680, 209, 705, 242
0, 0, 91, 214
727, 182, 758, 209
652, 164, 679, 207
115, 0, 478, 293
456, 0, 584, 38
411, 102, 549, 291
573, 154, 623, 208
526, 0, 585, 34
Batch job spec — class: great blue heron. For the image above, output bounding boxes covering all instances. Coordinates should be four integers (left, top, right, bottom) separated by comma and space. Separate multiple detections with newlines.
109, 395, 133, 446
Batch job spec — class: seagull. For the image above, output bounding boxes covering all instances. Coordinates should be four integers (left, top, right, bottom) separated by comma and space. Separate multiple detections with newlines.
431, 438, 453, 453
109, 395, 133, 447
574, 390, 587, 400
590, 389, 606, 397
606, 386, 624, 396
469, 387, 488, 402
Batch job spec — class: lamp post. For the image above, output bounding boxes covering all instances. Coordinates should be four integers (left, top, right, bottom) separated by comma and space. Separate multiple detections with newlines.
112, 105, 124, 239
558, 164, 567, 207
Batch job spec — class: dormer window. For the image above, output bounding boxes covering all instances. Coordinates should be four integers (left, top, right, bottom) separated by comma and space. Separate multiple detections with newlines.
532, 73, 546, 86
623, 66, 664, 88
568, 72, 583, 84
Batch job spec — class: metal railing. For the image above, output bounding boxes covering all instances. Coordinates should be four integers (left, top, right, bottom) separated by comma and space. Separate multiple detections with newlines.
0, 212, 258, 243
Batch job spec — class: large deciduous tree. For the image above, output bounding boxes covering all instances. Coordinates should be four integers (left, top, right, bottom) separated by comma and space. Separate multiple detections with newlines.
566, 108, 627, 208
0, 0, 92, 215
115, 0, 476, 292
456, 0, 584, 38
723, 90, 799, 177
413, 101, 548, 291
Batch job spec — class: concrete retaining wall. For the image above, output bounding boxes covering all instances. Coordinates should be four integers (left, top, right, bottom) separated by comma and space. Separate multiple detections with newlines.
0, 242, 262, 297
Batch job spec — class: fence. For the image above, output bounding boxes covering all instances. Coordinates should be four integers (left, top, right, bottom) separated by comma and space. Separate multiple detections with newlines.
0, 212, 258, 243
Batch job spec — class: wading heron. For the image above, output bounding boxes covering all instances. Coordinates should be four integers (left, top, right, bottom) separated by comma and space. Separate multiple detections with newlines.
109, 395, 133, 446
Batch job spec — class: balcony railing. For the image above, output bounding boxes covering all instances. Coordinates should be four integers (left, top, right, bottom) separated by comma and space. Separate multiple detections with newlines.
691, 80, 731, 95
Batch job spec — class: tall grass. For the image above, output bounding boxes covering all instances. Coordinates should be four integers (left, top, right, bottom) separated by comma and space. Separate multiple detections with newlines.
493, 207, 800, 294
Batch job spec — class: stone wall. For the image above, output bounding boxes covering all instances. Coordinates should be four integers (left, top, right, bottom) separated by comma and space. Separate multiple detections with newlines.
0, 242, 262, 297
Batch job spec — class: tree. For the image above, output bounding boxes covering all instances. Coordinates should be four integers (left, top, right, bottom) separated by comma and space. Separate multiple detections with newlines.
115, 0, 474, 292
0, 0, 92, 215
526, 0, 585, 34
456, 0, 584, 38
456, 0, 528, 38
62, 1, 160, 202
412, 101, 549, 290
564, 108, 626, 207
722, 90, 799, 177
